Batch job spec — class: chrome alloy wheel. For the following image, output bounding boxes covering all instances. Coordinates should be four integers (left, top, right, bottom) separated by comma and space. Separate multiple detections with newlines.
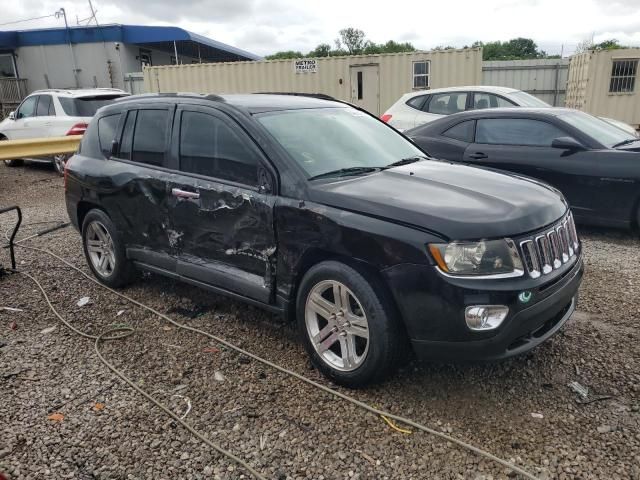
86, 221, 116, 277
305, 280, 370, 371
53, 154, 68, 176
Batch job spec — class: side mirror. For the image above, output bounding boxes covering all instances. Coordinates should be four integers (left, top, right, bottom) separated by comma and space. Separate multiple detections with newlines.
551, 136, 584, 151
8, 111, 15, 120
110, 140, 119, 156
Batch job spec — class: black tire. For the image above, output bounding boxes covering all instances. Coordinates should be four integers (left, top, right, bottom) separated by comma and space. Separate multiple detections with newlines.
296, 260, 403, 388
3, 159, 24, 167
81, 209, 136, 288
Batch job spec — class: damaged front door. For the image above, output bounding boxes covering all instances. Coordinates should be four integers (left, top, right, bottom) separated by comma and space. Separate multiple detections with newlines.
166, 106, 277, 304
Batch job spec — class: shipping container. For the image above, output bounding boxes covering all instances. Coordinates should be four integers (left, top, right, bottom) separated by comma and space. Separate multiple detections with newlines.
482, 59, 569, 106
566, 48, 640, 129
143, 48, 483, 115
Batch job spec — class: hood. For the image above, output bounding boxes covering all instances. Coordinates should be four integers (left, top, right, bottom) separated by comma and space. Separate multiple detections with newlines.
308, 160, 567, 240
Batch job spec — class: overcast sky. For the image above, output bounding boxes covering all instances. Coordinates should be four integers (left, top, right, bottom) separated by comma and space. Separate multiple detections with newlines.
3, 0, 640, 57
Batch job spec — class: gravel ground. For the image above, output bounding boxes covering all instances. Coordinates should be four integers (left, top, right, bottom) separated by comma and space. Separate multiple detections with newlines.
1, 162, 639, 480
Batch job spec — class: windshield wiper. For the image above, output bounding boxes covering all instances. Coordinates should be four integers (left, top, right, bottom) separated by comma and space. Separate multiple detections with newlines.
382, 156, 427, 169
612, 138, 640, 148
307, 166, 380, 181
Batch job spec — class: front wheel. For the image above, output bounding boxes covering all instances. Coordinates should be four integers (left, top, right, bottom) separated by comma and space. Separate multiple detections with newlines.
297, 261, 403, 388
82, 209, 136, 288
3, 159, 24, 167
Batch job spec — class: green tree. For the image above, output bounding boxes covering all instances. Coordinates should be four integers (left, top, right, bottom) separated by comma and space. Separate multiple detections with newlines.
307, 43, 332, 57
265, 50, 304, 60
593, 39, 626, 50
380, 40, 416, 53
336, 27, 366, 54
475, 38, 546, 60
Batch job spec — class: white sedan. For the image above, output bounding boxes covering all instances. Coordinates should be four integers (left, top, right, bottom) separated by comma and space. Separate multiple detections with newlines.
0, 88, 129, 175
382, 85, 639, 137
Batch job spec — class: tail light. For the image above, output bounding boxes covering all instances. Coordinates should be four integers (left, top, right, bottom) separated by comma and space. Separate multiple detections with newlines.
380, 114, 392, 123
66, 122, 88, 136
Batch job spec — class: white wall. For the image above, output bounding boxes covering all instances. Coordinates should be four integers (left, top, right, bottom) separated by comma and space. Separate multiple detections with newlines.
14, 42, 200, 93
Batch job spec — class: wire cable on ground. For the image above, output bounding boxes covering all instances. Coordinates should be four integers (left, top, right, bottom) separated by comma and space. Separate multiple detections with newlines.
5, 227, 539, 480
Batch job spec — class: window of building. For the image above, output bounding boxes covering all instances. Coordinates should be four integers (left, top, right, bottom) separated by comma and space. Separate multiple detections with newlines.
609, 59, 638, 93
98, 114, 121, 157
0, 54, 16, 78
35, 95, 54, 116
131, 109, 169, 166
412, 61, 430, 89
179, 111, 259, 185
139, 49, 152, 68
426, 92, 467, 115
443, 120, 475, 142
476, 118, 567, 147
16, 96, 37, 119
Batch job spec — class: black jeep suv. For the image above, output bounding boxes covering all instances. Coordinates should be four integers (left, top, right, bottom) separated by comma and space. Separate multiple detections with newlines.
65, 93, 584, 387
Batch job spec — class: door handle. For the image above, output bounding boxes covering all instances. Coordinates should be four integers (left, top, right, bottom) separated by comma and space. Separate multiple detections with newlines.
171, 188, 200, 199
468, 152, 488, 159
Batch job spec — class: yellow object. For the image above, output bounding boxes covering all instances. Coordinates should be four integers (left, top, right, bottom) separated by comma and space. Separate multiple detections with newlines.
0, 135, 82, 161
380, 414, 413, 434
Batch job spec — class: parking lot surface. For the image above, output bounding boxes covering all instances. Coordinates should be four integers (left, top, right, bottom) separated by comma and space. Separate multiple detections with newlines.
1, 163, 639, 479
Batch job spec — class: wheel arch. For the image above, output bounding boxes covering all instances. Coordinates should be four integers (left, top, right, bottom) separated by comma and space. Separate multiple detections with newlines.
286, 248, 406, 335
77, 201, 109, 231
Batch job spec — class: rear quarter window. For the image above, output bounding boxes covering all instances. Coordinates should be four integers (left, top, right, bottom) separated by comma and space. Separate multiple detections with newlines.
406, 95, 428, 110
97, 114, 121, 157
443, 120, 475, 142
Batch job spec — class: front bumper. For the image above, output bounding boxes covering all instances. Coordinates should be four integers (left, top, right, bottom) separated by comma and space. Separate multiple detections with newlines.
383, 255, 584, 362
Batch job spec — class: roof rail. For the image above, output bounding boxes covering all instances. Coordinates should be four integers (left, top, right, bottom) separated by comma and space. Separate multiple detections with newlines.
114, 92, 226, 103
255, 92, 336, 101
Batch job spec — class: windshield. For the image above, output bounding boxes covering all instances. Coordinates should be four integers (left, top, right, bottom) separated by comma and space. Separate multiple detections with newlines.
257, 107, 424, 179
58, 95, 127, 117
506, 91, 550, 107
559, 110, 636, 148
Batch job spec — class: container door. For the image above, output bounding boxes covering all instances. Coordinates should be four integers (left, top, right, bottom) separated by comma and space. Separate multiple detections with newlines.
350, 65, 380, 115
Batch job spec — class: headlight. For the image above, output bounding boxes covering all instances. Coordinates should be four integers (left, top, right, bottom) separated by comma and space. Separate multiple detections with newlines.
428, 239, 524, 277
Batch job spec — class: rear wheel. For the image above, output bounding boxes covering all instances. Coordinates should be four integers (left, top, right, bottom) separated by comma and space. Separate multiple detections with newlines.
82, 209, 136, 288
297, 261, 403, 388
1, 136, 23, 167
53, 154, 69, 176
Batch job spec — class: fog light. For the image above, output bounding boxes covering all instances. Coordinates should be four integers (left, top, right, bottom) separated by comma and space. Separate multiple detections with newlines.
465, 305, 509, 331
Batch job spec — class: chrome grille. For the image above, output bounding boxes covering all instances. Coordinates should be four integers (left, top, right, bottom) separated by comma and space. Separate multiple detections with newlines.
520, 214, 579, 278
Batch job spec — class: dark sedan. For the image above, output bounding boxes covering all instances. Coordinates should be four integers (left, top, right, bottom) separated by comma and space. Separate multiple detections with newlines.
406, 108, 640, 229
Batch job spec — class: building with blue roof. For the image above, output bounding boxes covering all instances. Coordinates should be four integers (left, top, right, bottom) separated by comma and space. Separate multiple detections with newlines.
0, 24, 260, 101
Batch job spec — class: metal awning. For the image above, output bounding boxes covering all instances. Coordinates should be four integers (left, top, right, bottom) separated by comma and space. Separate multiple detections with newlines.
0, 24, 261, 62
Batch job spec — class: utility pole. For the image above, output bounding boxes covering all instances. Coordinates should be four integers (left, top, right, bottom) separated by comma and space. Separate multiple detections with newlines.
56, 8, 80, 88
173, 41, 179, 65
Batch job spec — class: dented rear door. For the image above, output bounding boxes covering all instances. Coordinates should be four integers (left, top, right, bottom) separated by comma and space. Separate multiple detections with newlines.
166, 105, 277, 304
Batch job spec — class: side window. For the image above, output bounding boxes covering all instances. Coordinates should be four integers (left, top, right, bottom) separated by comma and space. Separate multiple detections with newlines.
98, 114, 121, 157
179, 110, 259, 185
473, 93, 516, 110
36, 95, 53, 116
476, 119, 567, 147
16, 96, 37, 119
406, 95, 428, 110
131, 109, 168, 166
443, 120, 474, 142
118, 111, 136, 160
426, 93, 467, 115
